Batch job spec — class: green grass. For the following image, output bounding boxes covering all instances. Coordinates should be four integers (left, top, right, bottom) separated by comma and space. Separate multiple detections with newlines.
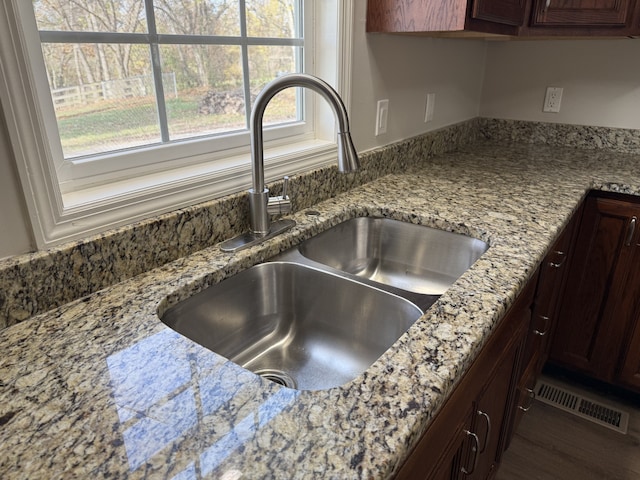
56, 92, 297, 157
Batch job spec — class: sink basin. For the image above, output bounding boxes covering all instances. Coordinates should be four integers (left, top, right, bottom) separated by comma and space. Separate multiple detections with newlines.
296, 217, 489, 295
160, 262, 422, 391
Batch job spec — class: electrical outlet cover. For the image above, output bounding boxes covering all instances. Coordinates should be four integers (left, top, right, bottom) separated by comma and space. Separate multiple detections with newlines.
543, 87, 563, 113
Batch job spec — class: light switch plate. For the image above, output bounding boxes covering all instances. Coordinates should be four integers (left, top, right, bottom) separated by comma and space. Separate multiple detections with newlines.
424, 93, 435, 123
375, 99, 389, 136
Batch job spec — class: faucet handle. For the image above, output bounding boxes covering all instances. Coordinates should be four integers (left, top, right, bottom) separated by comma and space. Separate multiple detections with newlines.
267, 176, 292, 215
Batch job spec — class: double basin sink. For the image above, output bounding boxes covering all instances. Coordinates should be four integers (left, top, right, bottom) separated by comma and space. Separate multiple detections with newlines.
160, 217, 488, 390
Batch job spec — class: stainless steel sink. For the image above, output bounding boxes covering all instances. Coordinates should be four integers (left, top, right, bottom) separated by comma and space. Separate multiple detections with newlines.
294, 217, 488, 296
160, 262, 422, 391
162, 217, 488, 390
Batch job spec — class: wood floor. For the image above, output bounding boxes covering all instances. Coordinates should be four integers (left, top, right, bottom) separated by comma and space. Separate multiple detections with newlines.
496, 377, 640, 480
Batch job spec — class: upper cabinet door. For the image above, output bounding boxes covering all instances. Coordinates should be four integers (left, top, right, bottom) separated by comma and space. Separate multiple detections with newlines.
366, 0, 639, 36
472, 0, 528, 26
366, 0, 468, 33
366, 0, 523, 35
531, 0, 633, 27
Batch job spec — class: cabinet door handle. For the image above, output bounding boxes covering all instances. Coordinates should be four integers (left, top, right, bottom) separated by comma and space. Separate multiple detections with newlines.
476, 410, 492, 453
625, 216, 637, 246
549, 250, 566, 268
518, 388, 536, 412
461, 430, 480, 476
544, 0, 551, 11
534, 315, 550, 336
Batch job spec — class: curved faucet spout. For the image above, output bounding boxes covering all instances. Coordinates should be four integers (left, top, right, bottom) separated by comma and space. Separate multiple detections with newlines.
249, 73, 359, 235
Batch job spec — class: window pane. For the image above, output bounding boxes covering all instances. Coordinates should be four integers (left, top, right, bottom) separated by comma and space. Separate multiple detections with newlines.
249, 45, 299, 125
160, 45, 246, 140
33, 0, 147, 33
42, 43, 161, 158
246, 0, 300, 38
154, 0, 240, 36
31, 0, 306, 163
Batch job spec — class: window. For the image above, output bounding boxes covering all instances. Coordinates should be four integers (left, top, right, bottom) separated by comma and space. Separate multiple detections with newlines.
34, 1, 306, 176
0, 1, 353, 247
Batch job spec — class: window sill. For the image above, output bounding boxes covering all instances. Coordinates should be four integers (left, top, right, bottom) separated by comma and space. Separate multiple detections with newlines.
50, 139, 340, 245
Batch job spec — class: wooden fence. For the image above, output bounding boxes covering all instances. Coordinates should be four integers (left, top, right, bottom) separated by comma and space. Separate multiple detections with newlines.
51, 73, 177, 109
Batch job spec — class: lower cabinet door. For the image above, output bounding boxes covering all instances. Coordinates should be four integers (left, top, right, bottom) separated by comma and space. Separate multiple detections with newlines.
395, 276, 532, 479
508, 357, 538, 447
470, 335, 522, 479
395, 403, 474, 480
435, 407, 476, 480
550, 194, 640, 381
550, 193, 640, 390
615, 245, 640, 392
618, 317, 640, 391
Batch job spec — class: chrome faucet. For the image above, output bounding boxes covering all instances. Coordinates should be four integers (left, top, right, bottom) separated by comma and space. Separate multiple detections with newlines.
221, 73, 359, 252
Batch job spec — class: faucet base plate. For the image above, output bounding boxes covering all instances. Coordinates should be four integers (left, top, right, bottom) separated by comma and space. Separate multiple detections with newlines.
220, 219, 296, 253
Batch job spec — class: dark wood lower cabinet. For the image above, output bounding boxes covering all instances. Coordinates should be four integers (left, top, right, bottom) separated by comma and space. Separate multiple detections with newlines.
612, 240, 640, 391
395, 203, 582, 479
618, 292, 640, 391
549, 192, 640, 393
505, 209, 580, 448
396, 191, 640, 478
395, 276, 534, 479
472, 336, 523, 479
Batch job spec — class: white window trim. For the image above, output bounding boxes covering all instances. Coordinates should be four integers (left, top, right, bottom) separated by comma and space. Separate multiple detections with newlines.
0, 1, 354, 248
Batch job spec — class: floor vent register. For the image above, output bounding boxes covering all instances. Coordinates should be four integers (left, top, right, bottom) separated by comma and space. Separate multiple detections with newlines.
534, 377, 629, 434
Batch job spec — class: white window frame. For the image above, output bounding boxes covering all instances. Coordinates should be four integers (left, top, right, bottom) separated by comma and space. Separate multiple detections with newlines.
38, 0, 310, 189
0, 1, 354, 248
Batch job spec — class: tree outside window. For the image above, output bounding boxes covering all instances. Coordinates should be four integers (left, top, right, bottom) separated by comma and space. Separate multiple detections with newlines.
32, 0, 303, 159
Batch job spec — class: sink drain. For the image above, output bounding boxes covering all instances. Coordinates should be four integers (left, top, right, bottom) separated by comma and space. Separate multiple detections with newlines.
255, 369, 297, 389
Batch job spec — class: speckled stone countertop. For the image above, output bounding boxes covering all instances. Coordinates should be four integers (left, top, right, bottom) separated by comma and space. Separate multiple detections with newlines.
2, 139, 640, 479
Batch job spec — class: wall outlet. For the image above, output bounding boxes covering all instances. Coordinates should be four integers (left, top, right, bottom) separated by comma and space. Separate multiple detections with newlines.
543, 87, 563, 113
375, 99, 389, 136
424, 93, 436, 123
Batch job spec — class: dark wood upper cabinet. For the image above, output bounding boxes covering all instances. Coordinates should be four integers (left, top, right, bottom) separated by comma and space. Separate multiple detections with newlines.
531, 0, 632, 27
367, 0, 640, 37
472, 0, 528, 26
366, 0, 525, 35
524, 0, 639, 36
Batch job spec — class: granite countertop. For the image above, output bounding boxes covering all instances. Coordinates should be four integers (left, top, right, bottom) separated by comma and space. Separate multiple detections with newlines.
2, 141, 640, 479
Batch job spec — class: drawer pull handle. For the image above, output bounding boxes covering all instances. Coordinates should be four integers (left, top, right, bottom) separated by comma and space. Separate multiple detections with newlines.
534, 315, 550, 336
625, 217, 637, 246
477, 410, 492, 453
461, 430, 480, 476
549, 250, 566, 268
519, 388, 536, 412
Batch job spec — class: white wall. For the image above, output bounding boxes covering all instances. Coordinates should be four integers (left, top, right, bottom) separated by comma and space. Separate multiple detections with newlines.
0, 104, 34, 258
480, 39, 640, 129
350, 2, 487, 151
